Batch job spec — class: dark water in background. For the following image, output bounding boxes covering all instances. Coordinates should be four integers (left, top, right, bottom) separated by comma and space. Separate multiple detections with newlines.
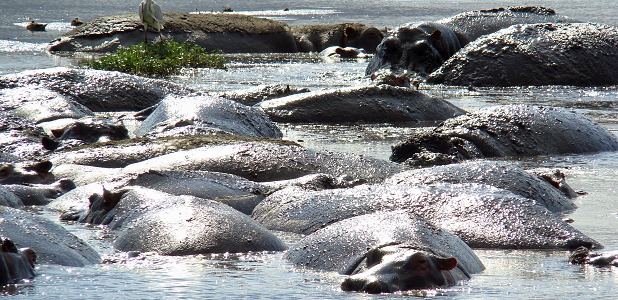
1, 1, 617, 299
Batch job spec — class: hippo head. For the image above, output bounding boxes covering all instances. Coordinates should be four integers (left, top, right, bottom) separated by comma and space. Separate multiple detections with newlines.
343, 26, 384, 53
341, 245, 458, 294
366, 22, 469, 78
77, 187, 125, 225
1, 238, 37, 285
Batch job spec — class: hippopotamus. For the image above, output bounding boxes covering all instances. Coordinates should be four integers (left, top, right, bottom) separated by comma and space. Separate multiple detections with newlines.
366, 6, 575, 78
2, 179, 76, 206
427, 22, 618, 86
217, 84, 310, 106
0, 206, 100, 266
134, 95, 282, 139
252, 183, 599, 249
385, 161, 577, 213
0, 161, 54, 185
285, 210, 485, 293
41, 117, 130, 151
120, 140, 406, 183
0, 113, 50, 163
291, 23, 385, 53
0, 238, 36, 285
569, 246, 618, 267
48, 13, 298, 53
0, 67, 193, 112
75, 186, 287, 255
390, 105, 618, 166
259, 85, 465, 123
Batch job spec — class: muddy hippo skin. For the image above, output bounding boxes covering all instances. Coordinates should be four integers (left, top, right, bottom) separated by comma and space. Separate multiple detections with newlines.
0, 238, 36, 285
390, 105, 618, 166
134, 95, 282, 139
0, 67, 193, 112
385, 161, 577, 213
120, 140, 406, 183
259, 85, 465, 123
428, 22, 618, 86
48, 13, 298, 53
569, 246, 618, 267
218, 84, 310, 106
0, 206, 100, 266
285, 211, 484, 293
291, 23, 384, 53
366, 6, 574, 78
253, 183, 599, 249
77, 187, 286, 255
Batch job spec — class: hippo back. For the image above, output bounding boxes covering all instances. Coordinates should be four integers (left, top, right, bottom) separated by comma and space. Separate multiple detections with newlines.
284, 210, 484, 276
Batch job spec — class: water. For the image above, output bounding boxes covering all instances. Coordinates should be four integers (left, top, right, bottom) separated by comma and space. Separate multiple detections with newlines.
1, 0, 617, 299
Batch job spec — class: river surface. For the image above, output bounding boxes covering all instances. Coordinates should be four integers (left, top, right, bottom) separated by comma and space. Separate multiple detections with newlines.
1, 0, 617, 299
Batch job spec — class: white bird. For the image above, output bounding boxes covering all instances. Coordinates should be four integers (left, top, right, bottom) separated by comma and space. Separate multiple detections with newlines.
139, 0, 164, 44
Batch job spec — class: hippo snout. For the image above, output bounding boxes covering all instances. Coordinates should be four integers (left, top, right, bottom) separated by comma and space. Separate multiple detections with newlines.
341, 277, 392, 294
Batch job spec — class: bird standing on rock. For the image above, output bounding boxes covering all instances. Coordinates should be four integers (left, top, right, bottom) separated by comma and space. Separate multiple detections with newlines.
139, 0, 164, 44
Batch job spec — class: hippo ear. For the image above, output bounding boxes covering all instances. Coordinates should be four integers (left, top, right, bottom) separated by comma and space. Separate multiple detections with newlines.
430, 30, 442, 41
0, 165, 14, 178
50, 128, 64, 138
344, 27, 358, 39
365, 248, 386, 268
436, 257, 458, 271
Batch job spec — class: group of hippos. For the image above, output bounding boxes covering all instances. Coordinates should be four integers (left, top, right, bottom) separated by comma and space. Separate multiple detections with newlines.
2, 5, 618, 294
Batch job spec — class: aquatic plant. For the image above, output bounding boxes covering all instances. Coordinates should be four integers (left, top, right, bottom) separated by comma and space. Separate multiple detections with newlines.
82, 40, 227, 77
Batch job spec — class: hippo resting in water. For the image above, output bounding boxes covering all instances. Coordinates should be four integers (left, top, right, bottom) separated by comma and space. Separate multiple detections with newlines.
259, 85, 465, 123
390, 105, 618, 166
0, 67, 192, 112
0, 206, 100, 266
253, 183, 599, 249
285, 210, 485, 293
48, 13, 298, 53
134, 95, 282, 139
428, 22, 618, 86
0, 238, 36, 286
291, 23, 385, 53
75, 186, 286, 255
385, 160, 577, 213
366, 6, 574, 78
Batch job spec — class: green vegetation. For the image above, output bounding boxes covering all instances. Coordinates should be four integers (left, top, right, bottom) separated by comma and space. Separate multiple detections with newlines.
82, 40, 227, 77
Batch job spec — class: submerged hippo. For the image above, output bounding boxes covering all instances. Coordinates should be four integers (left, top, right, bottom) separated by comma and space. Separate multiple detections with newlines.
285, 210, 485, 293
569, 246, 618, 267
0, 67, 193, 112
428, 22, 618, 86
76, 186, 286, 255
366, 6, 574, 78
253, 183, 599, 249
385, 161, 577, 213
48, 13, 298, 53
120, 140, 406, 183
0, 238, 36, 285
390, 105, 618, 166
3, 179, 76, 206
259, 85, 465, 123
217, 84, 310, 106
291, 23, 385, 53
0, 206, 100, 266
134, 95, 282, 139
0, 161, 54, 185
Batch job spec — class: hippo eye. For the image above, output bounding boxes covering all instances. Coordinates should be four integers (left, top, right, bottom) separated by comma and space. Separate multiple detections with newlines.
413, 42, 432, 56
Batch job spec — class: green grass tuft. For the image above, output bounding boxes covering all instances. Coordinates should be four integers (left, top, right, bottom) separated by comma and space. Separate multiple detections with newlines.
82, 40, 227, 77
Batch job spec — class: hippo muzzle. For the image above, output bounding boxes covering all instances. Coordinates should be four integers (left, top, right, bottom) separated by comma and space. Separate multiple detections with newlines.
340, 246, 458, 294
